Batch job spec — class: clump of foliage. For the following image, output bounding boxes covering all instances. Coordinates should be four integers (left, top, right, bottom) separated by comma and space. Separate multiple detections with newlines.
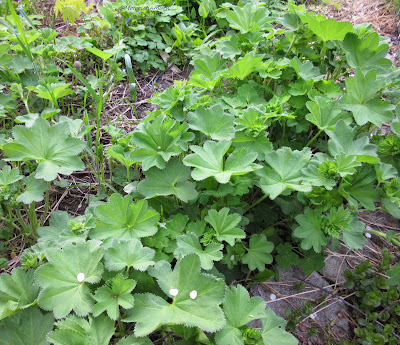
54, 0, 94, 24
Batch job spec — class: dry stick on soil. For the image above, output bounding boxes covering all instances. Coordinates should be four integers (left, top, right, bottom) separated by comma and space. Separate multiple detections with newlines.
299, 277, 400, 340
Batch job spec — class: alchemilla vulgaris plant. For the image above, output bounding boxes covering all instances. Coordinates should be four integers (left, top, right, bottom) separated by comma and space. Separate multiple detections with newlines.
0, 0, 400, 343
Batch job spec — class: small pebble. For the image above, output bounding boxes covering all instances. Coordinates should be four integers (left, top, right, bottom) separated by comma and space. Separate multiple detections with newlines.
365, 233, 372, 239
270, 293, 276, 300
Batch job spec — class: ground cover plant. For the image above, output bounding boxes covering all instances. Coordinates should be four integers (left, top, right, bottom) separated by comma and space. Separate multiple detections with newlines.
0, 0, 400, 343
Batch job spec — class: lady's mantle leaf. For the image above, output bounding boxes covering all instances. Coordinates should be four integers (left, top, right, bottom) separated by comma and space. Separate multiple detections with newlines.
124, 255, 226, 337
131, 116, 194, 171
93, 275, 136, 320
306, 97, 349, 130
261, 309, 298, 345
0, 165, 22, 186
294, 209, 327, 253
138, 159, 198, 202
256, 147, 312, 199
3, 117, 86, 181
183, 140, 261, 184
388, 264, 400, 287
0, 268, 40, 320
35, 239, 104, 318
215, 285, 265, 345
242, 234, 274, 271
104, 238, 155, 272
205, 208, 245, 246
0, 307, 54, 345
47, 314, 114, 345
16, 175, 48, 204
174, 232, 223, 270
91, 194, 159, 244
187, 105, 235, 141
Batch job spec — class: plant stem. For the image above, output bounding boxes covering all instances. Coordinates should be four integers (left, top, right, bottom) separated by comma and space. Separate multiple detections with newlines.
364, 229, 400, 246
285, 33, 297, 57
0, 216, 22, 232
245, 194, 268, 212
305, 129, 323, 148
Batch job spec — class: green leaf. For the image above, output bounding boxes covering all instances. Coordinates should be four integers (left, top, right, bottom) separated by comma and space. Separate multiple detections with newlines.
175, 232, 223, 270
342, 219, 366, 250
302, 13, 353, 41
340, 69, 395, 127
275, 243, 299, 269
87, 47, 114, 61
342, 32, 391, 70
225, 52, 264, 80
261, 309, 298, 345
232, 132, 272, 161
34, 82, 73, 104
48, 314, 114, 345
298, 252, 325, 275
242, 234, 273, 271
205, 208, 245, 246
188, 105, 235, 141
183, 140, 260, 184
16, 175, 48, 204
131, 116, 194, 171
91, 194, 159, 244
138, 159, 198, 202
93, 275, 136, 320
3, 117, 86, 181
189, 53, 226, 89
218, 3, 271, 33
107, 145, 136, 168
0, 307, 54, 345
0, 165, 22, 186
327, 120, 379, 164
104, 238, 155, 272
375, 163, 398, 183
0, 268, 40, 320
256, 147, 312, 199
35, 239, 104, 318
388, 264, 400, 287
294, 209, 327, 253
306, 97, 349, 130
290, 57, 324, 81
215, 285, 265, 345
124, 255, 226, 337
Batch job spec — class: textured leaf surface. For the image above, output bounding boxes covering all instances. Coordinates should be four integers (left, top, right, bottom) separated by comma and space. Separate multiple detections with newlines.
261, 309, 298, 345
306, 97, 348, 130
91, 194, 159, 244
138, 159, 198, 202
35, 239, 103, 318
0, 307, 54, 345
48, 314, 114, 345
242, 234, 274, 271
183, 140, 260, 184
205, 208, 245, 246
188, 105, 235, 141
16, 175, 48, 204
124, 255, 226, 336
104, 238, 155, 272
257, 147, 312, 199
0, 165, 22, 186
175, 232, 223, 270
294, 209, 327, 253
215, 285, 265, 345
0, 268, 39, 320
93, 275, 136, 320
3, 117, 85, 181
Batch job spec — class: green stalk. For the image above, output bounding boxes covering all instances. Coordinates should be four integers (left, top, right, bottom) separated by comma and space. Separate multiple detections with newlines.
244, 194, 268, 213
285, 33, 297, 57
364, 229, 400, 247
40, 183, 50, 227
0, 216, 22, 232
305, 129, 323, 148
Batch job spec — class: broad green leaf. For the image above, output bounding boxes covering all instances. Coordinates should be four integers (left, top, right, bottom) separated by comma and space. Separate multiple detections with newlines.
16, 175, 48, 204
306, 97, 349, 130
188, 105, 235, 141
34, 82, 74, 104
279, 13, 301, 31
205, 208, 245, 246
104, 238, 155, 272
290, 57, 324, 81
294, 209, 327, 253
189, 54, 226, 88
93, 275, 136, 320
183, 140, 260, 184
175, 232, 223, 270
242, 234, 273, 271
116, 336, 153, 345
48, 314, 114, 345
327, 120, 379, 163
131, 116, 194, 171
340, 69, 395, 127
342, 219, 365, 250
215, 285, 265, 345
342, 33, 391, 70
388, 264, 400, 287
0, 307, 54, 345
215, 35, 241, 60
91, 194, 159, 243
256, 147, 312, 199
0, 165, 22, 186
35, 239, 104, 318
261, 309, 298, 345
225, 52, 264, 80
302, 13, 353, 41
3, 117, 86, 181
0, 268, 40, 320
218, 3, 272, 33
107, 145, 136, 168
124, 255, 226, 336
87, 47, 114, 61
298, 252, 325, 275
275, 243, 299, 269
232, 132, 272, 160
138, 159, 198, 202
375, 163, 398, 183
